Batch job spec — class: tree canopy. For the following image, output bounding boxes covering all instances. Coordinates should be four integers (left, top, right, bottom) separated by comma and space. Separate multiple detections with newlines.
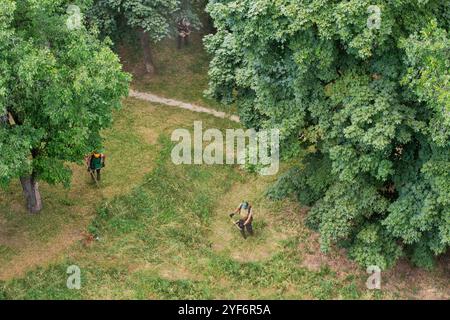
0, 0, 130, 212
205, 0, 450, 269
89, 0, 203, 73
90, 0, 180, 41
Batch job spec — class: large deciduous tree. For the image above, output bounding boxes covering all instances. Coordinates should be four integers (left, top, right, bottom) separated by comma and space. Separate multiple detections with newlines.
205, 0, 449, 269
90, 0, 180, 74
0, 0, 130, 213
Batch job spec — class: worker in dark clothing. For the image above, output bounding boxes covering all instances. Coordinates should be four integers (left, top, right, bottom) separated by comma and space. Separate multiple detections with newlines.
177, 17, 192, 49
229, 201, 254, 239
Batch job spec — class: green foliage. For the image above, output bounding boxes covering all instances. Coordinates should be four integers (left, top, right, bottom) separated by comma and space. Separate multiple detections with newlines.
174, 0, 204, 32
0, 1, 130, 188
90, 0, 179, 41
401, 20, 450, 148
266, 153, 333, 206
348, 223, 403, 269
206, 0, 450, 268
409, 240, 436, 270
89, 0, 203, 41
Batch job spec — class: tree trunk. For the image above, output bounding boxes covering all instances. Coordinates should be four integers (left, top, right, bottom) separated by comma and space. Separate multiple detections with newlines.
138, 29, 155, 75
20, 175, 43, 214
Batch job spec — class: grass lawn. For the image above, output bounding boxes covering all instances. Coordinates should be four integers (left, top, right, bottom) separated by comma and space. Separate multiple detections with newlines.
120, 32, 237, 115
1, 97, 448, 299
0, 30, 448, 300
0, 97, 363, 299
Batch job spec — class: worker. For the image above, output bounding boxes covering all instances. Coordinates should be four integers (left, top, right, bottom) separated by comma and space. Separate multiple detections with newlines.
177, 17, 192, 49
229, 201, 254, 239
86, 151, 106, 182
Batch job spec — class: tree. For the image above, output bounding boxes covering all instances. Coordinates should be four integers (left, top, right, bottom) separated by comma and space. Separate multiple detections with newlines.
205, 0, 449, 268
175, 0, 204, 30
0, 0, 130, 213
90, 0, 180, 74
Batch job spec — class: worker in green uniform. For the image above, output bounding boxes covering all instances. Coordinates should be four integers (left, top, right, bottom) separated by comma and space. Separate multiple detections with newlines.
86, 151, 106, 182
